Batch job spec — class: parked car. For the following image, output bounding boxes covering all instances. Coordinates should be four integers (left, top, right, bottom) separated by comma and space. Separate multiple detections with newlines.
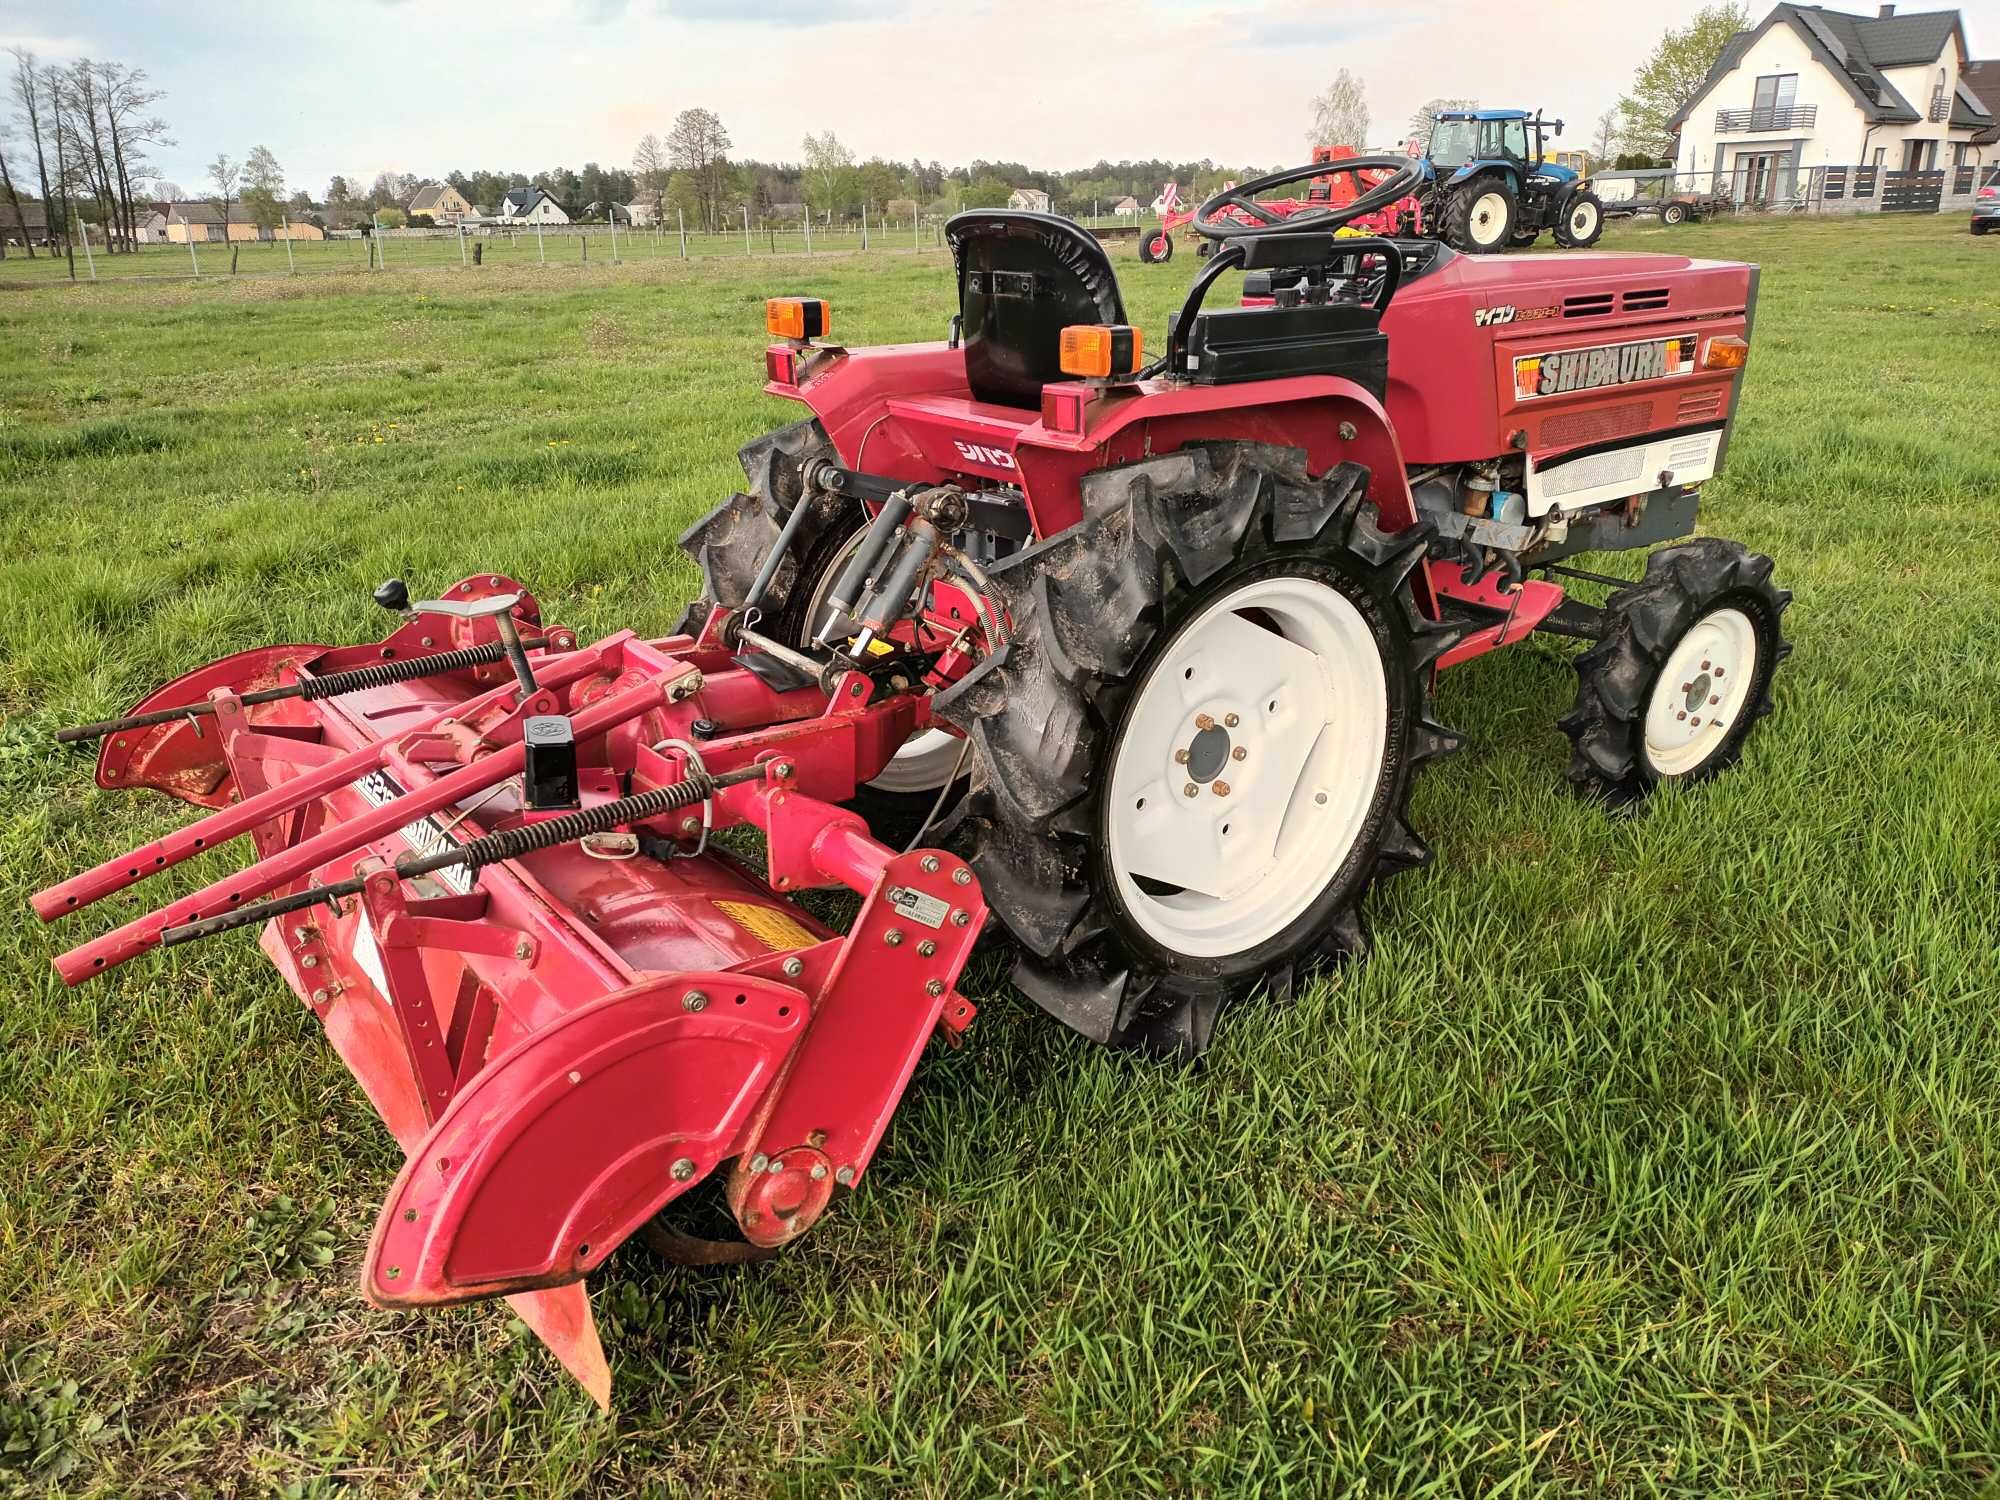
1974, 167, 1999, 235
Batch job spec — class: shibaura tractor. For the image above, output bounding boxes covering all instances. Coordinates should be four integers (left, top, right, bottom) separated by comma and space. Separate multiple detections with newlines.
36, 159, 1790, 1404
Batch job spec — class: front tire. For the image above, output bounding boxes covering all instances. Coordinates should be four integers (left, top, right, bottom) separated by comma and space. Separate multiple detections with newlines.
1445, 178, 1517, 252
1554, 190, 1605, 248
1139, 229, 1174, 263
937, 444, 1461, 1055
1559, 539, 1791, 800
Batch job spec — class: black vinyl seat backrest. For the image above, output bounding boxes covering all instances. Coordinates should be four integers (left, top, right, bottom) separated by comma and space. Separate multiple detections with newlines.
945, 211, 1127, 408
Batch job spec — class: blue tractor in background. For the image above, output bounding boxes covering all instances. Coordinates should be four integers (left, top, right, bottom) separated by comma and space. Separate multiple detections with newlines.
1420, 109, 1605, 254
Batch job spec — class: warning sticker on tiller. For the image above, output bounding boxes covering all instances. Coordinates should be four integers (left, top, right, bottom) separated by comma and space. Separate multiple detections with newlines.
353, 770, 473, 896
886, 885, 951, 929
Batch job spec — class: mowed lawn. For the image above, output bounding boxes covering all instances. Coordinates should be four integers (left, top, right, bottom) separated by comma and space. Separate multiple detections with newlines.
1, 214, 1997, 1497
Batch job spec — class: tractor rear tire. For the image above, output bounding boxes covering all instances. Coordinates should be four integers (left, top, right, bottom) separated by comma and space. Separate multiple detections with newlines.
1444, 178, 1517, 253
1139, 230, 1174, 264
935, 444, 1462, 1056
1559, 538, 1790, 801
1554, 191, 1606, 248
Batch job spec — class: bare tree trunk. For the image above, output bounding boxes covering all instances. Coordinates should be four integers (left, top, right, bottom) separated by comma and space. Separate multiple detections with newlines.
9, 48, 44, 258
67, 62, 119, 253
44, 63, 75, 278
0, 144, 26, 260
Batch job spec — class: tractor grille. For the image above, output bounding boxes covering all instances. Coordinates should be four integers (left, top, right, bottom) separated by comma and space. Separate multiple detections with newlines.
1676, 388, 1724, 422
1622, 287, 1670, 312
1539, 400, 1650, 448
1562, 293, 1614, 318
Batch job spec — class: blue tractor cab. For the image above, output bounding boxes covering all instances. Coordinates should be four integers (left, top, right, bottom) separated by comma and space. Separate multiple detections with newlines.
1420, 109, 1604, 253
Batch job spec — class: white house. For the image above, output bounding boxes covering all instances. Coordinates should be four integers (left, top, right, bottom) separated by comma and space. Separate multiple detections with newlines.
1007, 187, 1052, 213
497, 187, 571, 225
1672, 4, 1994, 203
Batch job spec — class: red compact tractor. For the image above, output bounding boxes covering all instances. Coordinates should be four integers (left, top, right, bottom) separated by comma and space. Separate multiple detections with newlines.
37, 158, 1789, 1404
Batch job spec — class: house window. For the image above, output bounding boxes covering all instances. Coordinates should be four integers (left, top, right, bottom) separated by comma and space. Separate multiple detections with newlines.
1751, 73, 1798, 127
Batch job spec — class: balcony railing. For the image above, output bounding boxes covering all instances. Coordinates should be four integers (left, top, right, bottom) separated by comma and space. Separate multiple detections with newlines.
1929, 90, 1951, 122
1714, 104, 1817, 132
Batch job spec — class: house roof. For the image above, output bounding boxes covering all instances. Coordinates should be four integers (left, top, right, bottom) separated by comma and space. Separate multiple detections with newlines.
0, 199, 49, 229
1964, 58, 2000, 140
500, 186, 548, 215
409, 183, 454, 212
1674, 5, 1978, 131
167, 201, 223, 225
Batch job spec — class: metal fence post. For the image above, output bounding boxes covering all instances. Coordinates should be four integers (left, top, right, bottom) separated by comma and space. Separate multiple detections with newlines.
282, 217, 296, 273
536, 219, 545, 265
678, 207, 687, 258
187, 229, 200, 277
861, 200, 868, 250
804, 214, 812, 254
78, 217, 96, 279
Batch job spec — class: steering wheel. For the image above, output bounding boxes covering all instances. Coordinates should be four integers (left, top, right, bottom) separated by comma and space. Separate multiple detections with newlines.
1191, 156, 1426, 241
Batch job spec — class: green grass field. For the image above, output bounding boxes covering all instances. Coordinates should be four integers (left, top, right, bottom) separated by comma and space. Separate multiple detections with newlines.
2, 214, 1998, 1497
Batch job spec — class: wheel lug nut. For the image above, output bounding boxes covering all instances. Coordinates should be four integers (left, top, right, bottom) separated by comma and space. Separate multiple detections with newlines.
1710, 695, 1719, 705
1223, 712, 1239, 728
1231, 746, 1247, 761
1212, 780, 1231, 797
1194, 713, 1214, 731
1713, 666, 1725, 677
1691, 717, 1702, 726
1681, 682, 1693, 693
1677, 711, 1687, 721
1175, 748, 1190, 765
1700, 661, 1711, 671
1183, 783, 1198, 798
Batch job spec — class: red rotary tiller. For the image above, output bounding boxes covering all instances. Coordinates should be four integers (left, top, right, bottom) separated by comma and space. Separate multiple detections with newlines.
38, 162, 1788, 1403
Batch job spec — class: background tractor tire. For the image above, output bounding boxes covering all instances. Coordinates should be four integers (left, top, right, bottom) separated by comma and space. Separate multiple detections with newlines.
1444, 178, 1517, 253
1560, 538, 1791, 802
1509, 230, 1542, 250
1139, 230, 1174, 264
1554, 190, 1606, 248
681, 418, 969, 833
935, 443, 1462, 1057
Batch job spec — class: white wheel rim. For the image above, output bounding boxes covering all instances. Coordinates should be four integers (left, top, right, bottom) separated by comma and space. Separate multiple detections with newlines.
1643, 606, 1759, 777
1105, 573, 1387, 957
802, 528, 965, 793
1570, 202, 1599, 237
1470, 191, 1509, 246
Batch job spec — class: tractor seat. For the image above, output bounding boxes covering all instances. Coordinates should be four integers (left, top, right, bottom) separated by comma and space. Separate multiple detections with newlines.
945, 211, 1127, 409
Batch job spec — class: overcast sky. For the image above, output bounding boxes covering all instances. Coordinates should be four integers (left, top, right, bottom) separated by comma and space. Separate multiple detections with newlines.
6, 0, 1999, 195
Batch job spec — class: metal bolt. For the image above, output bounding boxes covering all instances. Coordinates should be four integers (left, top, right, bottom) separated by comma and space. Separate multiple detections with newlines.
1691, 717, 1702, 727
750, 1153, 769, 1173
1223, 712, 1239, 728
951, 909, 971, 927
768, 1157, 785, 1174
421, 636, 434, 647
568, 1070, 582, 1084
310, 988, 329, 1005
1338, 421, 1358, 440
920, 855, 940, 873
1195, 712, 1215, 730
925, 979, 946, 997
680, 815, 701, 833
1213, 780, 1231, 797
782, 956, 805, 977
1175, 748, 1190, 765
514, 939, 533, 961
293, 925, 317, 944
1713, 666, 1725, 677
885, 928, 904, 947
300, 954, 319, 969
671, 1157, 696, 1181
1710, 695, 1720, 705
917, 940, 937, 958
1231, 746, 1247, 761
1682, 682, 1694, 693
682, 989, 709, 1012
1677, 711, 1688, 721
810, 1163, 829, 1181
836, 1166, 856, 1186
1700, 661, 1711, 671
774, 760, 795, 778
1315, 791, 1328, 805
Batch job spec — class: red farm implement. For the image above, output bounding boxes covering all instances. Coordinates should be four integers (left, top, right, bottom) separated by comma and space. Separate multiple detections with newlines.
39, 158, 1788, 1404
1140, 145, 1424, 263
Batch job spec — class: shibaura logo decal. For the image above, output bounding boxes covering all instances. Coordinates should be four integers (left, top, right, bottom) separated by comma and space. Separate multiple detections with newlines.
1514, 335, 1698, 398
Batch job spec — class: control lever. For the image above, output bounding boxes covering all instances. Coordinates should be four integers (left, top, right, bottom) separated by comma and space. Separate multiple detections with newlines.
410, 590, 539, 700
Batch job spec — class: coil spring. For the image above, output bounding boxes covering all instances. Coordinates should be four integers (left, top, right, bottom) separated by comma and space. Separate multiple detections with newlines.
299, 638, 542, 701
454, 775, 715, 871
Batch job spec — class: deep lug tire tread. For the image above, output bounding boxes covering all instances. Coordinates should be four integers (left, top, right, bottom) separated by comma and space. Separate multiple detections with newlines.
935, 443, 1463, 1058
1558, 537, 1791, 801
1444, 177, 1516, 253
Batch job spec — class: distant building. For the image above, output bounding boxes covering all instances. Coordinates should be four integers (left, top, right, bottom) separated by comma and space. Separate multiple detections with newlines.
0, 198, 53, 246
1007, 186, 1052, 212
1111, 194, 1141, 217
884, 197, 919, 219
496, 187, 570, 225
408, 182, 474, 225
164, 201, 224, 242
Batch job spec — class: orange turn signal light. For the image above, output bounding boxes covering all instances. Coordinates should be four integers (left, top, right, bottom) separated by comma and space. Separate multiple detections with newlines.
1704, 335, 1748, 370
767, 297, 829, 341
1058, 323, 1142, 379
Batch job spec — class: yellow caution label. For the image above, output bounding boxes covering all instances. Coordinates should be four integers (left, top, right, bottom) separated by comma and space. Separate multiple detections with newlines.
715, 900, 818, 952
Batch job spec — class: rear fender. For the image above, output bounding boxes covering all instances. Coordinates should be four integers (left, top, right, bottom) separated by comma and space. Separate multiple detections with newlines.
364, 970, 807, 1307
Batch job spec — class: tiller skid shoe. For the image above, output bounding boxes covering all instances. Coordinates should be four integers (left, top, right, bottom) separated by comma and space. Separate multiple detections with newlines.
37, 575, 986, 1405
